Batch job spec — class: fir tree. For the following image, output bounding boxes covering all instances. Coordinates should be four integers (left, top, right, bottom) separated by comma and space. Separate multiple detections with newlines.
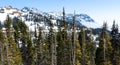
57, 7, 71, 65
75, 39, 82, 65
111, 21, 120, 65
63, 7, 66, 29
78, 28, 86, 65
49, 15, 57, 65
57, 28, 64, 65
62, 28, 70, 65
18, 21, 34, 65
62, 7, 71, 65
71, 12, 82, 65
72, 11, 76, 65
44, 33, 51, 65
27, 36, 34, 65
5, 15, 22, 65
86, 29, 96, 65
95, 23, 112, 65
35, 27, 44, 65
0, 29, 5, 65
13, 20, 20, 48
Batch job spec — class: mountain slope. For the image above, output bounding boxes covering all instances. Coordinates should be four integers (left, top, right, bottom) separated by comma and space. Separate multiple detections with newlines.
0, 6, 100, 31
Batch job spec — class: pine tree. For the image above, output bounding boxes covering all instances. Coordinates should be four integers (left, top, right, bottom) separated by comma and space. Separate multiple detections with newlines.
95, 23, 112, 65
75, 39, 82, 65
57, 27, 64, 65
63, 7, 66, 29
27, 36, 34, 65
57, 7, 71, 65
72, 11, 76, 65
86, 29, 96, 65
62, 7, 71, 65
35, 27, 44, 65
111, 21, 120, 65
18, 21, 34, 65
78, 28, 86, 65
49, 15, 57, 65
44, 33, 51, 65
5, 15, 22, 65
62, 27, 70, 65
13, 20, 20, 48
71, 12, 82, 65
0, 29, 5, 65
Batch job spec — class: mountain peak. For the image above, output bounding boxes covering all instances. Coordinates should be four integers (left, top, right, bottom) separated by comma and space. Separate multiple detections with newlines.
0, 6, 98, 31
21, 7, 40, 13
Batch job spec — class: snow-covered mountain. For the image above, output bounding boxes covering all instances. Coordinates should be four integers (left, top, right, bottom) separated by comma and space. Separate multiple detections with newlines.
0, 6, 22, 23
0, 6, 100, 31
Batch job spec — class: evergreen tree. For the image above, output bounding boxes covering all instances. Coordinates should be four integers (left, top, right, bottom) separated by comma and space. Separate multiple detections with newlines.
27, 36, 34, 65
0, 29, 6, 65
62, 7, 71, 65
57, 8, 64, 65
72, 11, 76, 65
18, 21, 34, 65
111, 21, 120, 65
78, 28, 86, 65
86, 29, 96, 65
57, 7, 71, 65
75, 39, 82, 65
35, 27, 44, 65
44, 33, 51, 65
71, 12, 82, 65
13, 20, 20, 48
49, 15, 57, 65
63, 7, 66, 29
57, 28, 64, 65
5, 15, 22, 65
62, 27, 70, 65
95, 23, 112, 65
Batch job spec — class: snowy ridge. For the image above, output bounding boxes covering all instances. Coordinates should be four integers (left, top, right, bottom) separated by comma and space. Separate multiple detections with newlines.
0, 6, 100, 31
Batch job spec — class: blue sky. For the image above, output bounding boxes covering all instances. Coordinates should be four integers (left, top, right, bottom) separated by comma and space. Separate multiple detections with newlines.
0, 0, 120, 26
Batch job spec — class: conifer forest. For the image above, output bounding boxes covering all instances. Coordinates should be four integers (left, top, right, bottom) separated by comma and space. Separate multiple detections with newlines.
0, 8, 120, 65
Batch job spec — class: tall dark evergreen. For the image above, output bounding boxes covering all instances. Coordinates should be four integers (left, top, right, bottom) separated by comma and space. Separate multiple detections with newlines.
57, 7, 71, 65
71, 11, 76, 65
19, 21, 34, 65
57, 27, 64, 65
44, 33, 51, 65
95, 23, 112, 65
5, 15, 22, 65
75, 38, 82, 65
49, 15, 57, 65
13, 20, 20, 48
0, 28, 5, 65
35, 27, 44, 65
111, 21, 120, 65
86, 29, 96, 65
79, 28, 86, 65
63, 7, 66, 29
71, 11, 82, 65
62, 8, 71, 65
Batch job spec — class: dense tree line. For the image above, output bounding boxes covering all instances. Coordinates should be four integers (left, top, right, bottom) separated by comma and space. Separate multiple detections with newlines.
0, 8, 120, 65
